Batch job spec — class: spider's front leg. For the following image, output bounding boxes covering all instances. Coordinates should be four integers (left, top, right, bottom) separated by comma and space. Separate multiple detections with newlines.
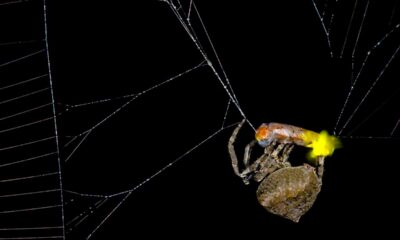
228, 119, 246, 179
228, 119, 258, 185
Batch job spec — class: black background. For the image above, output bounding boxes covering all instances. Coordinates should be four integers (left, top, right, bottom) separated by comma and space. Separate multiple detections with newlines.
1, 0, 400, 239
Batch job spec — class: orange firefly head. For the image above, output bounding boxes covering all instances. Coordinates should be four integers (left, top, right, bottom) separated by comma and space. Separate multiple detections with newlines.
255, 123, 271, 147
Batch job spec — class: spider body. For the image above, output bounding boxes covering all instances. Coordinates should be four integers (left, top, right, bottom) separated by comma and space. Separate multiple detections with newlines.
256, 165, 321, 222
228, 120, 325, 222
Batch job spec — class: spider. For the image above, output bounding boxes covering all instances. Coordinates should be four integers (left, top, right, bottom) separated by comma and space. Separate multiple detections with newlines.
228, 119, 331, 222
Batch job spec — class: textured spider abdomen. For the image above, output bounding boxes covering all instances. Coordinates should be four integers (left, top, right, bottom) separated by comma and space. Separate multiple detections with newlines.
256, 165, 321, 222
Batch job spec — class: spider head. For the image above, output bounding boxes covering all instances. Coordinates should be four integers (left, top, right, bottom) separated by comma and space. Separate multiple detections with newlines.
255, 123, 271, 147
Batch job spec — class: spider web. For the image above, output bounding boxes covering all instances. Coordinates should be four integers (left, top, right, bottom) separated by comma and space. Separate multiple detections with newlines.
0, 0, 399, 239
0, 0, 65, 239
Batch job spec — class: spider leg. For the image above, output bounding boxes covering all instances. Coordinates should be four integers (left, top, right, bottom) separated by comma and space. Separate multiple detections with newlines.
228, 119, 246, 178
252, 153, 276, 182
280, 144, 294, 164
271, 143, 286, 158
253, 143, 292, 182
243, 139, 257, 168
241, 141, 277, 182
316, 156, 325, 180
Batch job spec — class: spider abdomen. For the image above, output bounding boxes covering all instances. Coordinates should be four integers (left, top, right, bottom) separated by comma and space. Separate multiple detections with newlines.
256, 165, 321, 222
